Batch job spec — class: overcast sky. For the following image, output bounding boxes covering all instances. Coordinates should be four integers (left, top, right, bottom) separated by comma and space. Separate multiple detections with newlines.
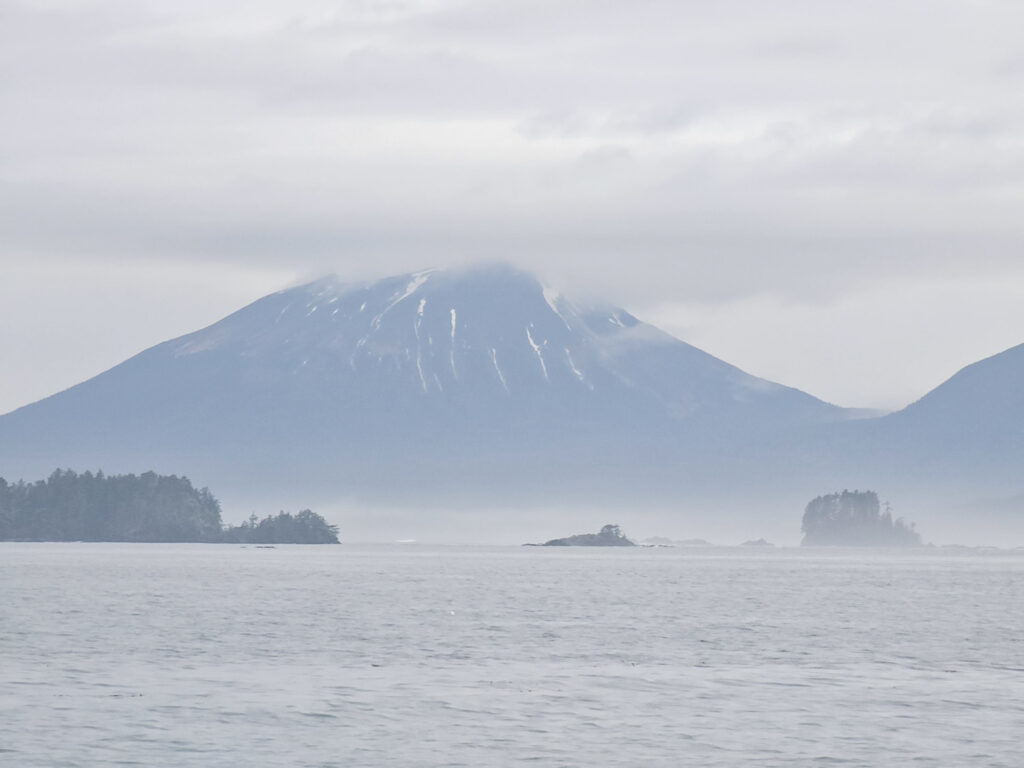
4, 0, 1024, 413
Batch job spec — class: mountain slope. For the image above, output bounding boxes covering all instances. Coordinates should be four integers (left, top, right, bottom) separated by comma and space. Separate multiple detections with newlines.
780, 340, 1024, 545
865, 342, 1024, 484
889, 341, 1024, 440
0, 265, 850, 509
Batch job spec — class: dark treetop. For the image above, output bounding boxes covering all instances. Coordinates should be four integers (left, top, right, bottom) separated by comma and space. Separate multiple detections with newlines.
801, 490, 922, 546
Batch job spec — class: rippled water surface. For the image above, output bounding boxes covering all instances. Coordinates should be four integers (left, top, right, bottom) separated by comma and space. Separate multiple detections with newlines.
3, 543, 1023, 766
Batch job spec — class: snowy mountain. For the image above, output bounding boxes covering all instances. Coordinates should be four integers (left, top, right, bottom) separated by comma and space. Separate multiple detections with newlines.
0, 265, 852, 513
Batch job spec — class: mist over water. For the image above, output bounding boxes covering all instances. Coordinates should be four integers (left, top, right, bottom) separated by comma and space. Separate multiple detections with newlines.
4, 543, 1022, 766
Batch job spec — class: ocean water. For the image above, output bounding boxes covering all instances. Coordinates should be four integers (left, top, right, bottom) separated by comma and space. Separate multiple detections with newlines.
2, 543, 1022, 767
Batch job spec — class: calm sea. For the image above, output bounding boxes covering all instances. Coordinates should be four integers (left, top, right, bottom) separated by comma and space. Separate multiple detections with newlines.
2, 543, 1022, 766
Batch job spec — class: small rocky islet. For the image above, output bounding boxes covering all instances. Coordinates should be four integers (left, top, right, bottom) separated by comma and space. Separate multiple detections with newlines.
526, 524, 635, 547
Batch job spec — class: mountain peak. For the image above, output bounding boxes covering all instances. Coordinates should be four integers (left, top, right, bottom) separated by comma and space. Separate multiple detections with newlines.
294, 262, 541, 296
0, 262, 849, 515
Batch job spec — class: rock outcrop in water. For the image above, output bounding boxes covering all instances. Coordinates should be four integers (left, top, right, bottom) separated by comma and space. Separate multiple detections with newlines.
801, 490, 921, 546
540, 524, 635, 546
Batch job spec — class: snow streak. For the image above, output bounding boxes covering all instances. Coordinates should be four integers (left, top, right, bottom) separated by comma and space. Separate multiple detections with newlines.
414, 298, 428, 391
372, 272, 432, 330
565, 348, 585, 382
490, 348, 509, 393
543, 286, 572, 331
449, 309, 458, 378
526, 325, 548, 381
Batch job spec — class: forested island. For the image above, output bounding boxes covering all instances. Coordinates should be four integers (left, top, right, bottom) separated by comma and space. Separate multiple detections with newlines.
0, 469, 338, 544
801, 490, 921, 546
221, 510, 339, 544
535, 524, 636, 547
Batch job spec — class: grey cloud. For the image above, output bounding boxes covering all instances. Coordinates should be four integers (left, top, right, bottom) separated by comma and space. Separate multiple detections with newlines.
5, 0, 1024, 412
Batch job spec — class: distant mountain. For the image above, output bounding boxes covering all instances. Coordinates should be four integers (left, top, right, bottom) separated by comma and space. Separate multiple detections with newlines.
4, 264, 1021, 543
0, 264, 853, 515
886, 341, 1024, 450
853, 342, 1024, 493
782, 341, 1024, 544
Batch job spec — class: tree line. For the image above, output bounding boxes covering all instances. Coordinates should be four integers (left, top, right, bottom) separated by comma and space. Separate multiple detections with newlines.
0, 469, 338, 544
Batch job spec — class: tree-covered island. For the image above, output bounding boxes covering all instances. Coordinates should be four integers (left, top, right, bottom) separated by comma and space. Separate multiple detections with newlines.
0, 469, 338, 544
801, 490, 921, 546
535, 524, 636, 547
220, 510, 339, 544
